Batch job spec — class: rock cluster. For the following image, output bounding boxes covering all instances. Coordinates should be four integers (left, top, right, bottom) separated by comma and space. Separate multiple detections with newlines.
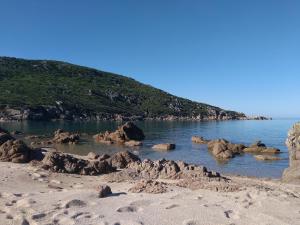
193, 136, 280, 160
52, 129, 80, 144
207, 139, 246, 160
93, 122, 145, 145
42, 152, 115, 175
243, 141, 280, 154
126, 158, 220, 180
129, 180, 167, 194
282, 122, 300, 183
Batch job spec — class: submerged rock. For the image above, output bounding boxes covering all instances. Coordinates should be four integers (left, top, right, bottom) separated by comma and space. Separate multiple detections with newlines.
191, 136, 209, 144
254, 155, 281, 161
93, 122, 145, 145
52, 129, 80, 144
152, 143, 176, 151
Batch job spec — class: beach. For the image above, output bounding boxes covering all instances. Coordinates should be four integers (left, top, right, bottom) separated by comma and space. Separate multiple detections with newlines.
0, 161, 299, 225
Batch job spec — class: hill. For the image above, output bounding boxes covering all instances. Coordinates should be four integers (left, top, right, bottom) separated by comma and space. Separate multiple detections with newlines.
0, 57, 246, 121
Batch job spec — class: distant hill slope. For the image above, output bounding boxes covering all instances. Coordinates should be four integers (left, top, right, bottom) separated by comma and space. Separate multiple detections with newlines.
0, 57, 246, 121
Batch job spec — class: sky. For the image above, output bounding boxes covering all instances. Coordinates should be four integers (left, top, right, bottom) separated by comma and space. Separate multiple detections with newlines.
0, 0, 299, 118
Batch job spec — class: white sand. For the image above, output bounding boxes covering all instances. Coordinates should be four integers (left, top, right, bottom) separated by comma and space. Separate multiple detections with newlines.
0, 162, 299, 225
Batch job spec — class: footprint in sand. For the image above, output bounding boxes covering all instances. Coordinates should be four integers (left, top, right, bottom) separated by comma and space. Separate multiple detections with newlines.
63, 199, 87, 209
165, 204, 180, 209
182, 219, 201, 225
224, 210, 240, 220
116, 206, 139, 213
16, 198, 36, 208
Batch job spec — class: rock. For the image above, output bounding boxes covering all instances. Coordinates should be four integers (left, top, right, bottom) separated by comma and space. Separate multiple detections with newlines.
11, 130, 22, 135
152, 143, 176, 151
191, 136, 209, 144
93, 122, 145, 145
52, 129, 80, 144
0, 132, 15, 146
243, 141, 280, 154
124, 140, 143, 147
97, 185, 112, 198
129, 180, 167, 194
254, 155, 281, 161
87, 152, 99, 160
283, 122, 300, 183
0, 140, 32, 163
125, 158, 219, 180
107, 151, 141, 169
42, 152, 115, 175
207, 139, 245, 160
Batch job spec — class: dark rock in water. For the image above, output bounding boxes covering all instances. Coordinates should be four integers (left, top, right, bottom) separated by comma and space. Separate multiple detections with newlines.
283, 122, 300, 183
0, 140, 32, 163
254, 155, 281, 161
97, 185, 112, 198
52, 129, 80, 144
42, 152, 115, 175
107, 151, 141, 169
207, 139, 246, 160
11, 130, 22, 135
93, 122, 145, 144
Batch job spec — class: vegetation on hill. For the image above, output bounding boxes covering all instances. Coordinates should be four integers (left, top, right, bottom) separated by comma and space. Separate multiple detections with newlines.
0, 57, 245, 120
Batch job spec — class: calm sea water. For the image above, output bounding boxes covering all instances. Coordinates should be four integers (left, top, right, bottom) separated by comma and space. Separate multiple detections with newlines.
1, 119, 298, 178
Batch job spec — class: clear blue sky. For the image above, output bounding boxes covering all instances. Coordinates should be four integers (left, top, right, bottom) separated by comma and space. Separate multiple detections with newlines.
1, 0, 299, 117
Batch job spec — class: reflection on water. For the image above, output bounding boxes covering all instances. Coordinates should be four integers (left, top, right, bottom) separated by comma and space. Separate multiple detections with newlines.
1, 119, 298, 178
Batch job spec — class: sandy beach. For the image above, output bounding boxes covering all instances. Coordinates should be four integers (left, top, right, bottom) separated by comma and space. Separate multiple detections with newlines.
0, 161, 299, 225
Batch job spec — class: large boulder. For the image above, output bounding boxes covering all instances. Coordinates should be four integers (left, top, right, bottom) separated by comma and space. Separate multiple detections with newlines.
93, 122, 145, 145
243, 141, 280, 154
0, 140, 31, 163
207, 139, 245, 160
52, 129, 80, 144
42, 152, 115, 175
282, 122, 300, 183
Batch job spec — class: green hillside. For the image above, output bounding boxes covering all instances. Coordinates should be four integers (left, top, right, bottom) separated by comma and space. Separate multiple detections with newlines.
0, 57, 245, 120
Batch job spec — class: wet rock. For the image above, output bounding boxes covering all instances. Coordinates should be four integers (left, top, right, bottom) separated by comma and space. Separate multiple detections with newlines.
107, 151, 140, 169
0, 140, 31, 163
191, 136, 209, 144
254, 155, 281, 161
124, 140, 143, 147
243, 141, 280, 154
42, 152, 115, 175
97, 185, 112, 198
93, 122, 145, 145
152, 143, 176, 151
129, 180, 167, 194
52, 129, 80, 144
